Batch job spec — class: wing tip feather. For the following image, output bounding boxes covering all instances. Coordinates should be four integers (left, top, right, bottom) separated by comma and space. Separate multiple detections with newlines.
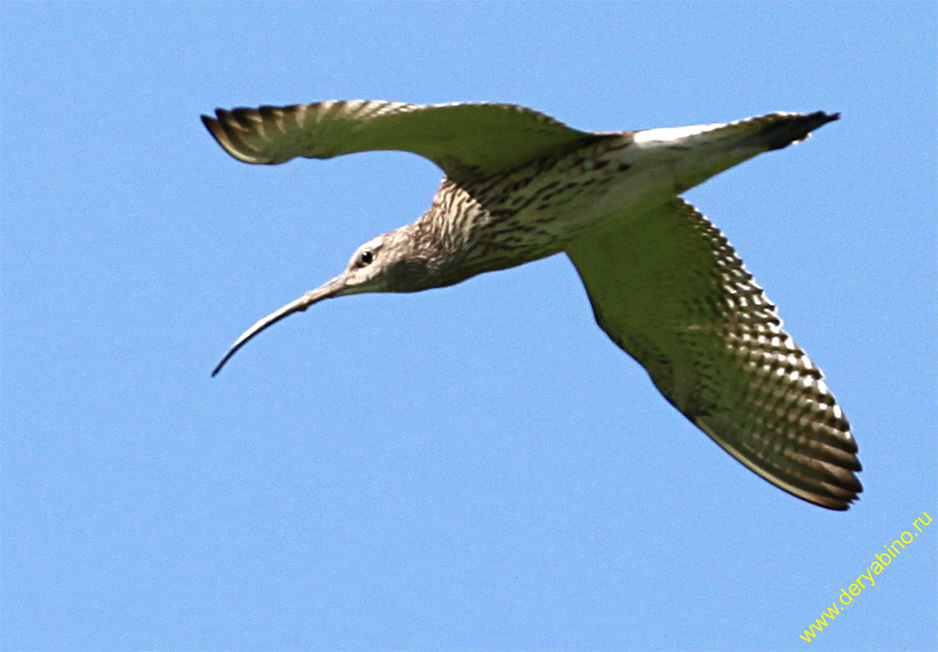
201, 109, 273, 164
759, 110, 840, 150
691, 415, 862, 511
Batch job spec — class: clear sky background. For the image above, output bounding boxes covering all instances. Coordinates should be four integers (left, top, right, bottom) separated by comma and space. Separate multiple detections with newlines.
2, 3, 936, 651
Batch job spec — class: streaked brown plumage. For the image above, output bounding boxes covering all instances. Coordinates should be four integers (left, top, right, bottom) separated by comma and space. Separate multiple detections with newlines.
202, 100, 861, 510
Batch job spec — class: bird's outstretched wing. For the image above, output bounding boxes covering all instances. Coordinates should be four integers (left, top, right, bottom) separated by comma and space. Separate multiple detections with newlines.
202, 100, 596, 181
566, 198, 861, 510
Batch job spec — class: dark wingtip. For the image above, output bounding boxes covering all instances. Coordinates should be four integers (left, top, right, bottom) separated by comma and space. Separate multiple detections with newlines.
200, 107, 272, 164
201, 110, 230, 155
812, 110, 840, 128
757, 110, 841, 151
829, 491, 860, 512
200, 113, 218, 134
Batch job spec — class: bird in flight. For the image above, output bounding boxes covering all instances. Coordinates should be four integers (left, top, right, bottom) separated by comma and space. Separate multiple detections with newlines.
202, 100, 861, 510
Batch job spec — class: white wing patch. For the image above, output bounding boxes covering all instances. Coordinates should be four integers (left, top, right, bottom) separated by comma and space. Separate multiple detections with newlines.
631, 123, 726, 145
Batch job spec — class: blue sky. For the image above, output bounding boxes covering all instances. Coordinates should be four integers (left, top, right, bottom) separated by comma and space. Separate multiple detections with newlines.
2, 3, 935, 651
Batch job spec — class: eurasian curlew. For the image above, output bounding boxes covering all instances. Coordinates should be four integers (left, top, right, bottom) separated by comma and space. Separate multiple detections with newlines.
202, 100, 861, 510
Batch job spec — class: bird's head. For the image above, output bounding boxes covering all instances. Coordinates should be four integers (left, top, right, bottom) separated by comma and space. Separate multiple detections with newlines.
340, 227, 438, 294
212, 226, 436, 376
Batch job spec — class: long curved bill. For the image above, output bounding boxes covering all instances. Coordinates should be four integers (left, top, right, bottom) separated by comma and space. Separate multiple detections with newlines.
212, 275, 348, 376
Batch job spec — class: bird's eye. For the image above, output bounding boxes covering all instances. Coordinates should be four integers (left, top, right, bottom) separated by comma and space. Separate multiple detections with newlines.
357, 249, 375, 267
